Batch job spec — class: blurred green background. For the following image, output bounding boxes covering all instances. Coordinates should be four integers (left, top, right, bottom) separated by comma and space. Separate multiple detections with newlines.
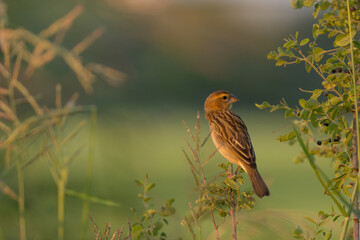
0, 0, 338, 239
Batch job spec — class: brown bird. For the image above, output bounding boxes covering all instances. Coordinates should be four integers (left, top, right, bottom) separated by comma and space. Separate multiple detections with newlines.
204, 90, 270, 198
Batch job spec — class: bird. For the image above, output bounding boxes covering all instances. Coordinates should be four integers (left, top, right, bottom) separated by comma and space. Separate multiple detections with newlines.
204, 90, 270, 198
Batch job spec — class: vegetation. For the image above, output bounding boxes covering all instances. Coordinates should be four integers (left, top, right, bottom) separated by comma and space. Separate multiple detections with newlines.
257, 0, 360, 238
5, 0, 360, 239
0, 3, 123, 240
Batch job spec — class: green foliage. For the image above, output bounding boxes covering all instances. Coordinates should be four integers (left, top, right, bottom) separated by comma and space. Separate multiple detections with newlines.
130, 174, 176, 240
181, 112, 255, 239
258, 0, 360, 238
293, 210, 340, 239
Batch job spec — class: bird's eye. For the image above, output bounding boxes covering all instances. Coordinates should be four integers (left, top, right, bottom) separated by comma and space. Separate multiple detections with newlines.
222, 96, 228, 100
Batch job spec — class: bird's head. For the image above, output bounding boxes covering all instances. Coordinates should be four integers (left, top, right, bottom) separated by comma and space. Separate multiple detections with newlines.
204, 90, 239, 115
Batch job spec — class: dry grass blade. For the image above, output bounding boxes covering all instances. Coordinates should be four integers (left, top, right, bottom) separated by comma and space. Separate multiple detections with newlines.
87, 63, 126, 87
10, 51, 22, 87
0, 62, 9, 78
195, 111, 200, 151
63, 54, 95, 93
16, 29, 95, 93
117, 224, 125, 240
183, 120, 196, 142
0, 100, 16, 121
109, 227, 119, 240
4, 106, 87, 146
60, 119, 87, 147
65, 146, 84, 167
200, 131, 211, 148
39, 5, 84, 38
21, 143, 51, 169
0, 120, 11, 134
104, 223, 110, 240
90, 215, 100, 234
0, 28, 10, 69
201, 147, 219, 167
182, 148, 199, 187
127, 218, 132, 240
0, 180, 18, 201
14, 81, 43, 116
72, 27, 105, 54
188, 202, 200, 228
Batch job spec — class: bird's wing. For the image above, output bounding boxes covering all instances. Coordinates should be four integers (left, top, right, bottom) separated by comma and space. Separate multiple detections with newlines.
212, 110, 256, 167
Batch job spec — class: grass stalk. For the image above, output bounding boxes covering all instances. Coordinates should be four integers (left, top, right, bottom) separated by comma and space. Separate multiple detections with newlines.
230, 165, 237, 240
343, 1, 360, 239
58, 169, 67, 240
16, 158, 26, 240
80, 107, 97, 240
293, 126, 347, 217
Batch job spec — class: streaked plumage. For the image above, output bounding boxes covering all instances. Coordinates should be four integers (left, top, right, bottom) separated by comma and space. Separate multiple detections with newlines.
204, 90, 270, 198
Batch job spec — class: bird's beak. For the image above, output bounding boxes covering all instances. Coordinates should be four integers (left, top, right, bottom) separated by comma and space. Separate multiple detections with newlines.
229, 94, 239, 103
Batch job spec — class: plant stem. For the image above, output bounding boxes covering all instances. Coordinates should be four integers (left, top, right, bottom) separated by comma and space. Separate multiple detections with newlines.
16, 158, 26, 240
230, 165, 237, 240
346, 1, 360, 239
194, 150, 220, 240
353, 114, 359, 240
80, 107, 97, 240
58, 170, 67, 240
293, 126, 347, 216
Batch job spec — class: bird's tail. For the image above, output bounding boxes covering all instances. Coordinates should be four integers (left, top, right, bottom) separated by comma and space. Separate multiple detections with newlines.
247, 168, 270, 198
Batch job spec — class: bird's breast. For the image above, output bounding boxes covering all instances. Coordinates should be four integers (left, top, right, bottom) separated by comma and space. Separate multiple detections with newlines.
210, 129, 240, 166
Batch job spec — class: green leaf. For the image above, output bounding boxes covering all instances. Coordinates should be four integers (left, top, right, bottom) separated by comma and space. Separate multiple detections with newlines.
313, 24, 320, 39
354, 40, 360, 50
305, 216, 316, 224
224, 179, 239, 190
314, 47, 324, 62
283, 40, 296, 49
303, 0, 314, 7
276, 131, 296, 142
145, 183, 156, 192
146, 209, 157, 218
291, 0, 304, 9
311, 89, 322, 100
324, 230, 332, 240
276, 58, 286, 66
335, 32, 356, 47
218, 211, 227, 217
313, 3, 320, 18
293, 225, 303, 236
300, 38, 309, 46
285, 109, 294, 118
322, 81, 337, 90
300, 109, 310, 120
278, 47, 286, 55
329, 96, 342, 106
131, 224, 143, 240
305, 98, 318, 109
310, 113, 318, 128
255, 101, 272, 109
320, 1, 330, 10
135, 179, 144, 186
318, 211, 330, 220
299, 99, 306, 108
267, 51, 277, 60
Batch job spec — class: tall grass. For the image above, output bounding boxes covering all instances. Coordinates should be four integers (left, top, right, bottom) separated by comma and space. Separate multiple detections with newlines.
0, 3, 124, 239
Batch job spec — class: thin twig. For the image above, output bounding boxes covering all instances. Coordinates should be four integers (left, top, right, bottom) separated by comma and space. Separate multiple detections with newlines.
188, 202, 200, 228
193, 149, 220, 240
